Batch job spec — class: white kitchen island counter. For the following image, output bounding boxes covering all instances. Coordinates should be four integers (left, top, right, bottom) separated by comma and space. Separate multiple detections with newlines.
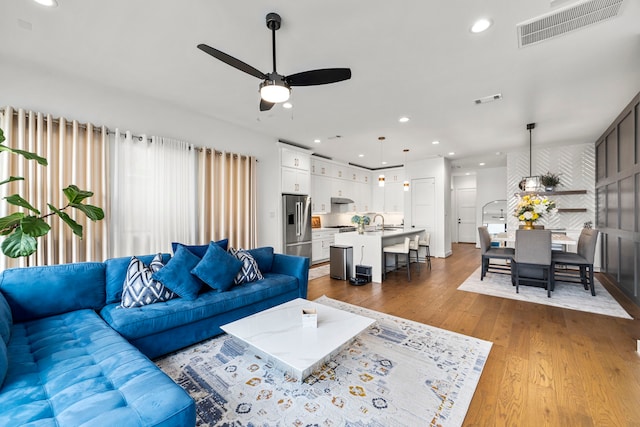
334, 228, 426, 283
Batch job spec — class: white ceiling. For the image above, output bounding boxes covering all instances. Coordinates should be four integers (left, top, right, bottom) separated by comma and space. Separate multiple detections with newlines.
1, 0, 639, 172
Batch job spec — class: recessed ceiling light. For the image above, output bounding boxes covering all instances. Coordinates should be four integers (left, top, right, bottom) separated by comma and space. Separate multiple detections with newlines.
382, 161, 388, 165
398, 117, 410, 123
358, 154, 364, 158
448, 152, 455, 156
432, 140, 440, 145
33, 0, 58, 7
313, 139, 321, 144
465, 172, 471, 176
282, 102, 293, 109
471, 18, 492, 33
479, 162, 486, 166
495, 151, 502, 155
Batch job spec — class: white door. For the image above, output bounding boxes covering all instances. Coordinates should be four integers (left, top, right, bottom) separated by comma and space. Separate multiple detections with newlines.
411, 177, 435, 240
456, 188, 476, 243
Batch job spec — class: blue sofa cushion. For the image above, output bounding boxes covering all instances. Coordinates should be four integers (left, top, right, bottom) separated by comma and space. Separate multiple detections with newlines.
192, 243, 242, 292
100, 272, 298, 341
0, 340, 6, 388
0, 262, 106, 323
171, 238, 229, 258
121, 255, 176, 308
0, 292, 11, 345
152, 245, 203, 300
0, 309, 195, 426
229, 248, 264, 285
105, 253, 171, 304
247, 246, 274, 273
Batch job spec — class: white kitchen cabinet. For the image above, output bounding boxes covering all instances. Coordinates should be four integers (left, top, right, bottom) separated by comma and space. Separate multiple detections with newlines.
282, 167, 310, 195
281, 146, 311, 195
385, 182, 404, 212
311, 158, 332, 176
311, 175, 331, 214
281, 147, 310, 171
353, 181, 372, 212
311, 229, 337, 264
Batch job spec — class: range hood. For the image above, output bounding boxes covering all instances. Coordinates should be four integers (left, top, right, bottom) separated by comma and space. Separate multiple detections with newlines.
331, 197, 354, 204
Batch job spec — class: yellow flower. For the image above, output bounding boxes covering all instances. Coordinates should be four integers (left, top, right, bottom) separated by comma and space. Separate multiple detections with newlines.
519, 214, 525, 220
533, 199, 540, 205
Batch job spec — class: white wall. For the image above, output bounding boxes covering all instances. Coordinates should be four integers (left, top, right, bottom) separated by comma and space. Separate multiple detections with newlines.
404, 157, 451, 258
0, 59, 283, 249
475, 167, 508, 247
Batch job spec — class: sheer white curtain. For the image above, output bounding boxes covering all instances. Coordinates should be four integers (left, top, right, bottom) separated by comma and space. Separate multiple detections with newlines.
110, 130, 197, 257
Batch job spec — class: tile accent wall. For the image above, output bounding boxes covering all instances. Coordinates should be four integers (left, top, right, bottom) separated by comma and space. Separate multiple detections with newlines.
507, 143, 596, 231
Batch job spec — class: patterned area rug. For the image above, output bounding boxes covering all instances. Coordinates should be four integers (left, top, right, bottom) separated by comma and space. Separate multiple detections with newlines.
308, 264, 330, 280
458, 267, 632, 319
156, 296, 492, 426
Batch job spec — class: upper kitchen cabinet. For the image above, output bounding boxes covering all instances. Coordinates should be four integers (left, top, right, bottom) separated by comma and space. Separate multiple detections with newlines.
280, 145, 311, 195
311, 158, 332, 176
371, 168, 405, 212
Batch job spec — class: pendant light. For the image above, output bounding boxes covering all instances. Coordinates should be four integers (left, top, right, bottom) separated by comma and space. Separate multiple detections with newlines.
519, 122, 540, 192
403, 149, 410, 191
378, 136, 385, 187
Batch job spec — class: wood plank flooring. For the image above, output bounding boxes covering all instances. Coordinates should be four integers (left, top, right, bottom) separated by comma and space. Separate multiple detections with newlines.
307, 243, 640, 426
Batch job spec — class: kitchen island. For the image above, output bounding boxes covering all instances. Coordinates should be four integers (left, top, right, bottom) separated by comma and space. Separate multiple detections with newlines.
334, 228, 426, 283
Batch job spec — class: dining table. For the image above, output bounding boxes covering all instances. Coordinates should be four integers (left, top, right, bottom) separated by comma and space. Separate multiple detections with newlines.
492, 231, 577, 246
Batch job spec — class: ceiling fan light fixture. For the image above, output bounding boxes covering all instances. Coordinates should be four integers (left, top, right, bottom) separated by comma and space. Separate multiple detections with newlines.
260, 79, 290, 103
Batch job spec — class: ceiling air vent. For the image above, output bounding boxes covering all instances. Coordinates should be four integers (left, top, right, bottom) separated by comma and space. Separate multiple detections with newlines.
517, 0, 625, 48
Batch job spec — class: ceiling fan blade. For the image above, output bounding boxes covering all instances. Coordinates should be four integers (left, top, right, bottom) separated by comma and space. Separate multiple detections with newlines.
197, 44, 267, 80
260, 99, 275, 111
286, 68, 352, 86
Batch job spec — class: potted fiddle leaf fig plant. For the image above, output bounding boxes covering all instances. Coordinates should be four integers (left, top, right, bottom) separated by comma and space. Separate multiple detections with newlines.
0, 127, 105, 258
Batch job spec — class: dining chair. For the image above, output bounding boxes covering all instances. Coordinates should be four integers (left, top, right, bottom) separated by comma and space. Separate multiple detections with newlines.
418, 233, 432, 270
551, 228, 599, 296
513, 229, 553, 297
478, 226, 514, 280
383, 237, 411, 281
408, 235, 421, 273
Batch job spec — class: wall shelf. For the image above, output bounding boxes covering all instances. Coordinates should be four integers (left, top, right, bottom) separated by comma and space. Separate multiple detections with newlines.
557, 208, 587, 213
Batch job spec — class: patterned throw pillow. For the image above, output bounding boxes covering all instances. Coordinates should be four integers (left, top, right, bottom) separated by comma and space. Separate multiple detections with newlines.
121, 254, 176, 308
229, 248, 264, 285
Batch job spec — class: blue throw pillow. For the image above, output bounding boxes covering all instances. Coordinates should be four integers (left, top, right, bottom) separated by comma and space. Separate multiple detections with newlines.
152, 246, 203, 301
191, 242, 242, 292
229, 248, 264, 285
247, 247, 274, 273
121, 254, 176, 308
171, 239, 229, 258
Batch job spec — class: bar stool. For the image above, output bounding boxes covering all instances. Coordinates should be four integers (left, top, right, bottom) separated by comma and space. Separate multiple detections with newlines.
383, 237, 411, 281
418, 233, 432, 270
408, 235, 421, 273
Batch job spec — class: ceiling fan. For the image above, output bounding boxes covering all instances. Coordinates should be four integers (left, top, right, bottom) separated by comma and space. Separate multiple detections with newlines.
197, 12, 352, 111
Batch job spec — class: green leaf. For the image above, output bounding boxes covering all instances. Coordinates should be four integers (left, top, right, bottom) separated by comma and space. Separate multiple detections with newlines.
0, 212, 25, 234
63, 185, 94, 204
4, 194, 40, 214
1, 229, 38, 258
48, 203, 83, 238
70, 203, 105, 221
0, 128, 4, 144
0, 176, 24, 186
0, 144, 48, 166
20, 216, 51, 237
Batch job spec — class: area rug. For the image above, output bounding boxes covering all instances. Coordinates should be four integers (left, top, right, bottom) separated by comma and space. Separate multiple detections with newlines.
308, 264, 330, 280
458, 267, 632, 319
156, 296, 493, 426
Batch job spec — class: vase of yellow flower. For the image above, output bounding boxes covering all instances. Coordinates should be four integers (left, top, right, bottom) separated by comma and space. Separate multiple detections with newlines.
514, 194, 556, 228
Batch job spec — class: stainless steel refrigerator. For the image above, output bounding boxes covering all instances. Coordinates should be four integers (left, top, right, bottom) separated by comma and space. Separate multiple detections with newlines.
282, 194, 312, 259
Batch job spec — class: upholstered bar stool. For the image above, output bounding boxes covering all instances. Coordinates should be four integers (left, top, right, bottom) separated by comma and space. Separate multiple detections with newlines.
408, 235, 421, 273
383, 237, 411, 281
418, 233, 431, 270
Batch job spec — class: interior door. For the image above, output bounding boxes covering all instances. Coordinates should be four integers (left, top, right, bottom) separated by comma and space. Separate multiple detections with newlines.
411, 177, 435, 238
456, 188, 476, 243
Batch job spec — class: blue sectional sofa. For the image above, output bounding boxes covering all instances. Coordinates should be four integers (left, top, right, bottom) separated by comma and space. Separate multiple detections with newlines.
0, 246, 309, 426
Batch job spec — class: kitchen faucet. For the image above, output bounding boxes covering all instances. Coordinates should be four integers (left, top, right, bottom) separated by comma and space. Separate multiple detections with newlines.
372, 214, 385, 230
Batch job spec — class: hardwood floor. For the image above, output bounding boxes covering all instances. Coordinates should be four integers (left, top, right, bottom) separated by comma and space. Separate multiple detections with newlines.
307, 243, 640, 426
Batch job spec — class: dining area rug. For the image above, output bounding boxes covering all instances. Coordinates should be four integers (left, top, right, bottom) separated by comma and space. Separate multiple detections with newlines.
156, 296, 492, 426
458, 267, 632, 319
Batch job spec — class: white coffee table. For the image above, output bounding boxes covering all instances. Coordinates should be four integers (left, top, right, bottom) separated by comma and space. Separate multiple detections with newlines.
220, 298, 375, 382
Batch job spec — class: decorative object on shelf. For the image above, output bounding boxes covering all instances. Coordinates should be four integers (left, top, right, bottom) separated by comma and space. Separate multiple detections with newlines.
540, 171, 561, 191
513, 194, 556, 229
583, 220, 593, 229
351, 215, 370, 234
